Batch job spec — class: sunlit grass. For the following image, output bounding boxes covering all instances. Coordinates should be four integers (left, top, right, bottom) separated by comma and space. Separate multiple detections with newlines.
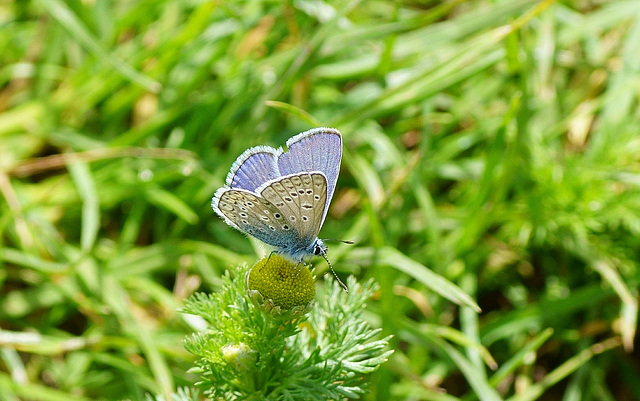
1, 0, 640, 400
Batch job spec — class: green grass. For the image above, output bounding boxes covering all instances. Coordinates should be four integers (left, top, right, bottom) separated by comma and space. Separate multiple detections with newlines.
2, 0, 640, 400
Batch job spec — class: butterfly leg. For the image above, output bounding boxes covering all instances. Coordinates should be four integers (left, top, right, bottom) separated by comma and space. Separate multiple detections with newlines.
292, 260, 308, 281
259, 251, 276, 272
292, 260, 301, 278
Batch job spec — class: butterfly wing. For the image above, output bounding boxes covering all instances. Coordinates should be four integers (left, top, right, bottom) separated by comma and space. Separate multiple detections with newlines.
276, 128, 342, 224
212, 128, 341, 257
258, 172, 328, 242
225, 146, 282, 192
212, 187, 299, 249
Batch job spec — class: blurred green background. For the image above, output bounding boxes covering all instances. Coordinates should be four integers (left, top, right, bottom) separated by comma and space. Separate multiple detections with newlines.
2, 0, 640, 400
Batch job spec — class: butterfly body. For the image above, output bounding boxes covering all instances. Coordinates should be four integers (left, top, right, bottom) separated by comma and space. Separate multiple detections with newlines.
212, 128, 341, 262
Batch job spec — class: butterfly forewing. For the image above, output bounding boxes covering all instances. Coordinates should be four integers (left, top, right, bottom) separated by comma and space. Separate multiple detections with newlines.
213, 188, 298, 249
259, 172, 328, 241
278, 128, 341, 224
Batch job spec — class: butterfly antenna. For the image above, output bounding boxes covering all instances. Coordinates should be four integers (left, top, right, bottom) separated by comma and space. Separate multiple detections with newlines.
319, 251, 348, 293
323, 239, 355, 245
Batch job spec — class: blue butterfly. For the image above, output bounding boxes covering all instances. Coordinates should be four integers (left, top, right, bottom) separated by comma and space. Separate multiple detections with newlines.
212, 127, 347, 290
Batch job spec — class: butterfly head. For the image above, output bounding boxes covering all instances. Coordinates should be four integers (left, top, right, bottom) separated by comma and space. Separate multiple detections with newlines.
313, 238, 328, 256
311, 238, 348, 293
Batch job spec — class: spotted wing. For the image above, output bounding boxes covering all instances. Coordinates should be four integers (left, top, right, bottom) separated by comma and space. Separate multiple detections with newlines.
277, 128, 341, 224
212, 187, 298, 249
258, 172, 328, 241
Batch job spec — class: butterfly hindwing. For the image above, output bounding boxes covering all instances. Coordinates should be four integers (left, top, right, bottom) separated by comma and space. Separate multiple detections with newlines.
212, 187, 298, 249
225, 146, 281, 192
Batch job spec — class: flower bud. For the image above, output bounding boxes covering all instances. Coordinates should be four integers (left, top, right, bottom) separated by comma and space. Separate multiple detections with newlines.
222, 342, 257, 373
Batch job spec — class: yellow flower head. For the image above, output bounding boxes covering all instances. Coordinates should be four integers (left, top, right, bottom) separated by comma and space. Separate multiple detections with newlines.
246, 254, 315, 313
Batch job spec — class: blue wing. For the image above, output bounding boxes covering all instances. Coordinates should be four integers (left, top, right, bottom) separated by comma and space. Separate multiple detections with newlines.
225, 146, 282, 192
276, 128, 342, 224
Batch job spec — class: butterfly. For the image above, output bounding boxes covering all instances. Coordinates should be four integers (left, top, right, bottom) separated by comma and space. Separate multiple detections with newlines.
211, 127, 347, 291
